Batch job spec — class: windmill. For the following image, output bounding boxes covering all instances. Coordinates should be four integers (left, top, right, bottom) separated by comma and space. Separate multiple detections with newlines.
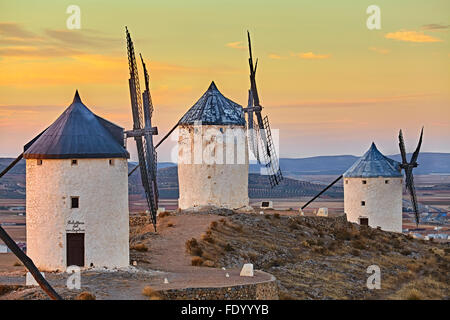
245, 32, 283, 188
125, 27, 159, 231
301, 128, 424, 226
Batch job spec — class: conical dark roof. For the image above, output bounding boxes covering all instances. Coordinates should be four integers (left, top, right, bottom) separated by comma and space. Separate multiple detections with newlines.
23, 91, 129, 159
343, 143, 402, 178
179, 81, 245, 126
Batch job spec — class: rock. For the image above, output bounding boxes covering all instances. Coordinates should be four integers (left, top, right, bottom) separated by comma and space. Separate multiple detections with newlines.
240, 263, 254, 277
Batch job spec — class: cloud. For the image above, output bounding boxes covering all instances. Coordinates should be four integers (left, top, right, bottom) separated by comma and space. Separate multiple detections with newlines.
268, 53, 283, 59
45, 29, 121, 49
291, 52, 331, 60
369, 47, 390, 54
226, 41, 245, 50
385, 30, 443, 43
421, 24, 449, 32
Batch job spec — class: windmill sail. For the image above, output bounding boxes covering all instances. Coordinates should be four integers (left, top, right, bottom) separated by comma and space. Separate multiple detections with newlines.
246, 31, 283, 187
126, 28, 158, 230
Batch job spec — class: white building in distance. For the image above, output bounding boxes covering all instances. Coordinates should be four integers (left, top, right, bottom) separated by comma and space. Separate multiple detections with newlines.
23, 91, 130, 271
177, 82, 249, 210
343, 143, 403, 232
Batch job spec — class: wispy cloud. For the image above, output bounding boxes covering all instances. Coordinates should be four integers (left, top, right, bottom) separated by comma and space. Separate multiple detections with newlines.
226, 41, 245, 50
369, 47, 390, 54
291, 52, 331, 60
385, 30, 443, 43
421, 24, 449, 32
268, 53, 283, 59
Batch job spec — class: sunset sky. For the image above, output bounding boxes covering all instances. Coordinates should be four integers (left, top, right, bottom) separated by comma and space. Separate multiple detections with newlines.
0, 0, 449, 162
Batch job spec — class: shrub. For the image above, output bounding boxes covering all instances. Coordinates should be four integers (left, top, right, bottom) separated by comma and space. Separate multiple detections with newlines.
13, 261, 22, 267
158, 211, 171, 218
274, 213, 280, 219
405, 289, 423, 300
210, 221, 218, 230
142, 286, 161, 300
167, 222, 175, 227
131, 243, 148, 252
0, 285, 20, 296
201, 233, 215, 243
76, 292, 96, 300
224, 243, 234, 252
186, 238, 203, 256
351, 248, 360, 256
202, 260, 215, 267
351, 240, 366, 250
191, 256, 204, 266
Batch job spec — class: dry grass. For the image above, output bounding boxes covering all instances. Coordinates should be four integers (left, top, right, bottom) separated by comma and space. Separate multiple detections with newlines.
197, 213, 449, 300
142, 286, 162, 300
131, 243, 148, 252
0, 284, 20, 296
76, 291, 96, 300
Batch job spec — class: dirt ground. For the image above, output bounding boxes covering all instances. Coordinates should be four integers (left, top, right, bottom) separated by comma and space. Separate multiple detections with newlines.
0, 210, 273, 300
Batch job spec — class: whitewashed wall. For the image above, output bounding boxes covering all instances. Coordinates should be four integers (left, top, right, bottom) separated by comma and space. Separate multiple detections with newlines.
26, 158, 129, 271
344, 177, 403, 232
178, 124, 249, 210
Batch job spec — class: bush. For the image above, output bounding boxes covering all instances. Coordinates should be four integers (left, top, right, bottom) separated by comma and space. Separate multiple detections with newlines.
274, 213, 280, 219
158, 211, 171, 218
13, 261, 22, 267
142, 286, 161, 300
224, 243, 234, 252
201, 233, 215, 243
202, 260, 215, 267
210, 221, 218, 230
405, 289, 423, 300
191, 256, 204, 266
167, 222, 175, 227
131, 243, 148, 252
76, 292, 96, 300
186, 238, 203, 256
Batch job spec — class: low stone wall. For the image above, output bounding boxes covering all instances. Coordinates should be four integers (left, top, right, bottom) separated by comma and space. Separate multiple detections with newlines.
158, 275, 278, 300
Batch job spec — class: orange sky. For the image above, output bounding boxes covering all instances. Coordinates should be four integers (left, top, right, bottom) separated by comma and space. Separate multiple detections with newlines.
0, 0, 449, 161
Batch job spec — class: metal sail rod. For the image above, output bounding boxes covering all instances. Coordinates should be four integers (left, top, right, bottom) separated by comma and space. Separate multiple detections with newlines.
0, 153, 23, 180
301, 175, 343, 210
128, 121, 179, 177
0, 225, 62, 300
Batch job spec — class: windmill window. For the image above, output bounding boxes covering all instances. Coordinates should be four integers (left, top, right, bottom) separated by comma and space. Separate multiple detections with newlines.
362, 180, 367, 184
361, 201, 366, 206
37, 159, 43, 165
109, 159, 114, 166
71, 159, 78, 166
385, 180, 389, 184
345, 180, 348, 184
71, 197, 79, 209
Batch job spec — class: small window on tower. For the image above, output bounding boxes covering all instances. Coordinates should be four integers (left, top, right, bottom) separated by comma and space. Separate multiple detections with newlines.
385, 180, 389, 184
345, 180, 348, 184
361, 201, 366, 206
37, 159, 43, 165
362, 180, 367, 184
71, 159, 78, 166
71, 197, 79, 209
109, 159, 114, 166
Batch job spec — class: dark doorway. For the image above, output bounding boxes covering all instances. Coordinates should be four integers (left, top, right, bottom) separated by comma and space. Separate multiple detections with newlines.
359, 217, 369, 226
67, 233, 84, 267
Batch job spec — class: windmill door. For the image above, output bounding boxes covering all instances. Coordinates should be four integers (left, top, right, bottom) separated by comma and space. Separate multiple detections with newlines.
67, 233, 84, 267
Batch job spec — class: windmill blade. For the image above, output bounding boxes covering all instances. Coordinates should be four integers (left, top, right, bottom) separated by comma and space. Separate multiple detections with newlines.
246, 89, 261, 162
405, 170, 420, 225
140, 54, 158, 226
246, 31, 283, 187
126, 28, 157, 231
410, 127, 423, 165
0, 153, 23, 180
398, 129, 408, 165
301, 175, 343, 210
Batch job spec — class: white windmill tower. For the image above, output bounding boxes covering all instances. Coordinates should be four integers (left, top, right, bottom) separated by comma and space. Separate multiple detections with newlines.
301, 129, 423, 233
176, 32, 282, 210
23, 91, 131, 271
